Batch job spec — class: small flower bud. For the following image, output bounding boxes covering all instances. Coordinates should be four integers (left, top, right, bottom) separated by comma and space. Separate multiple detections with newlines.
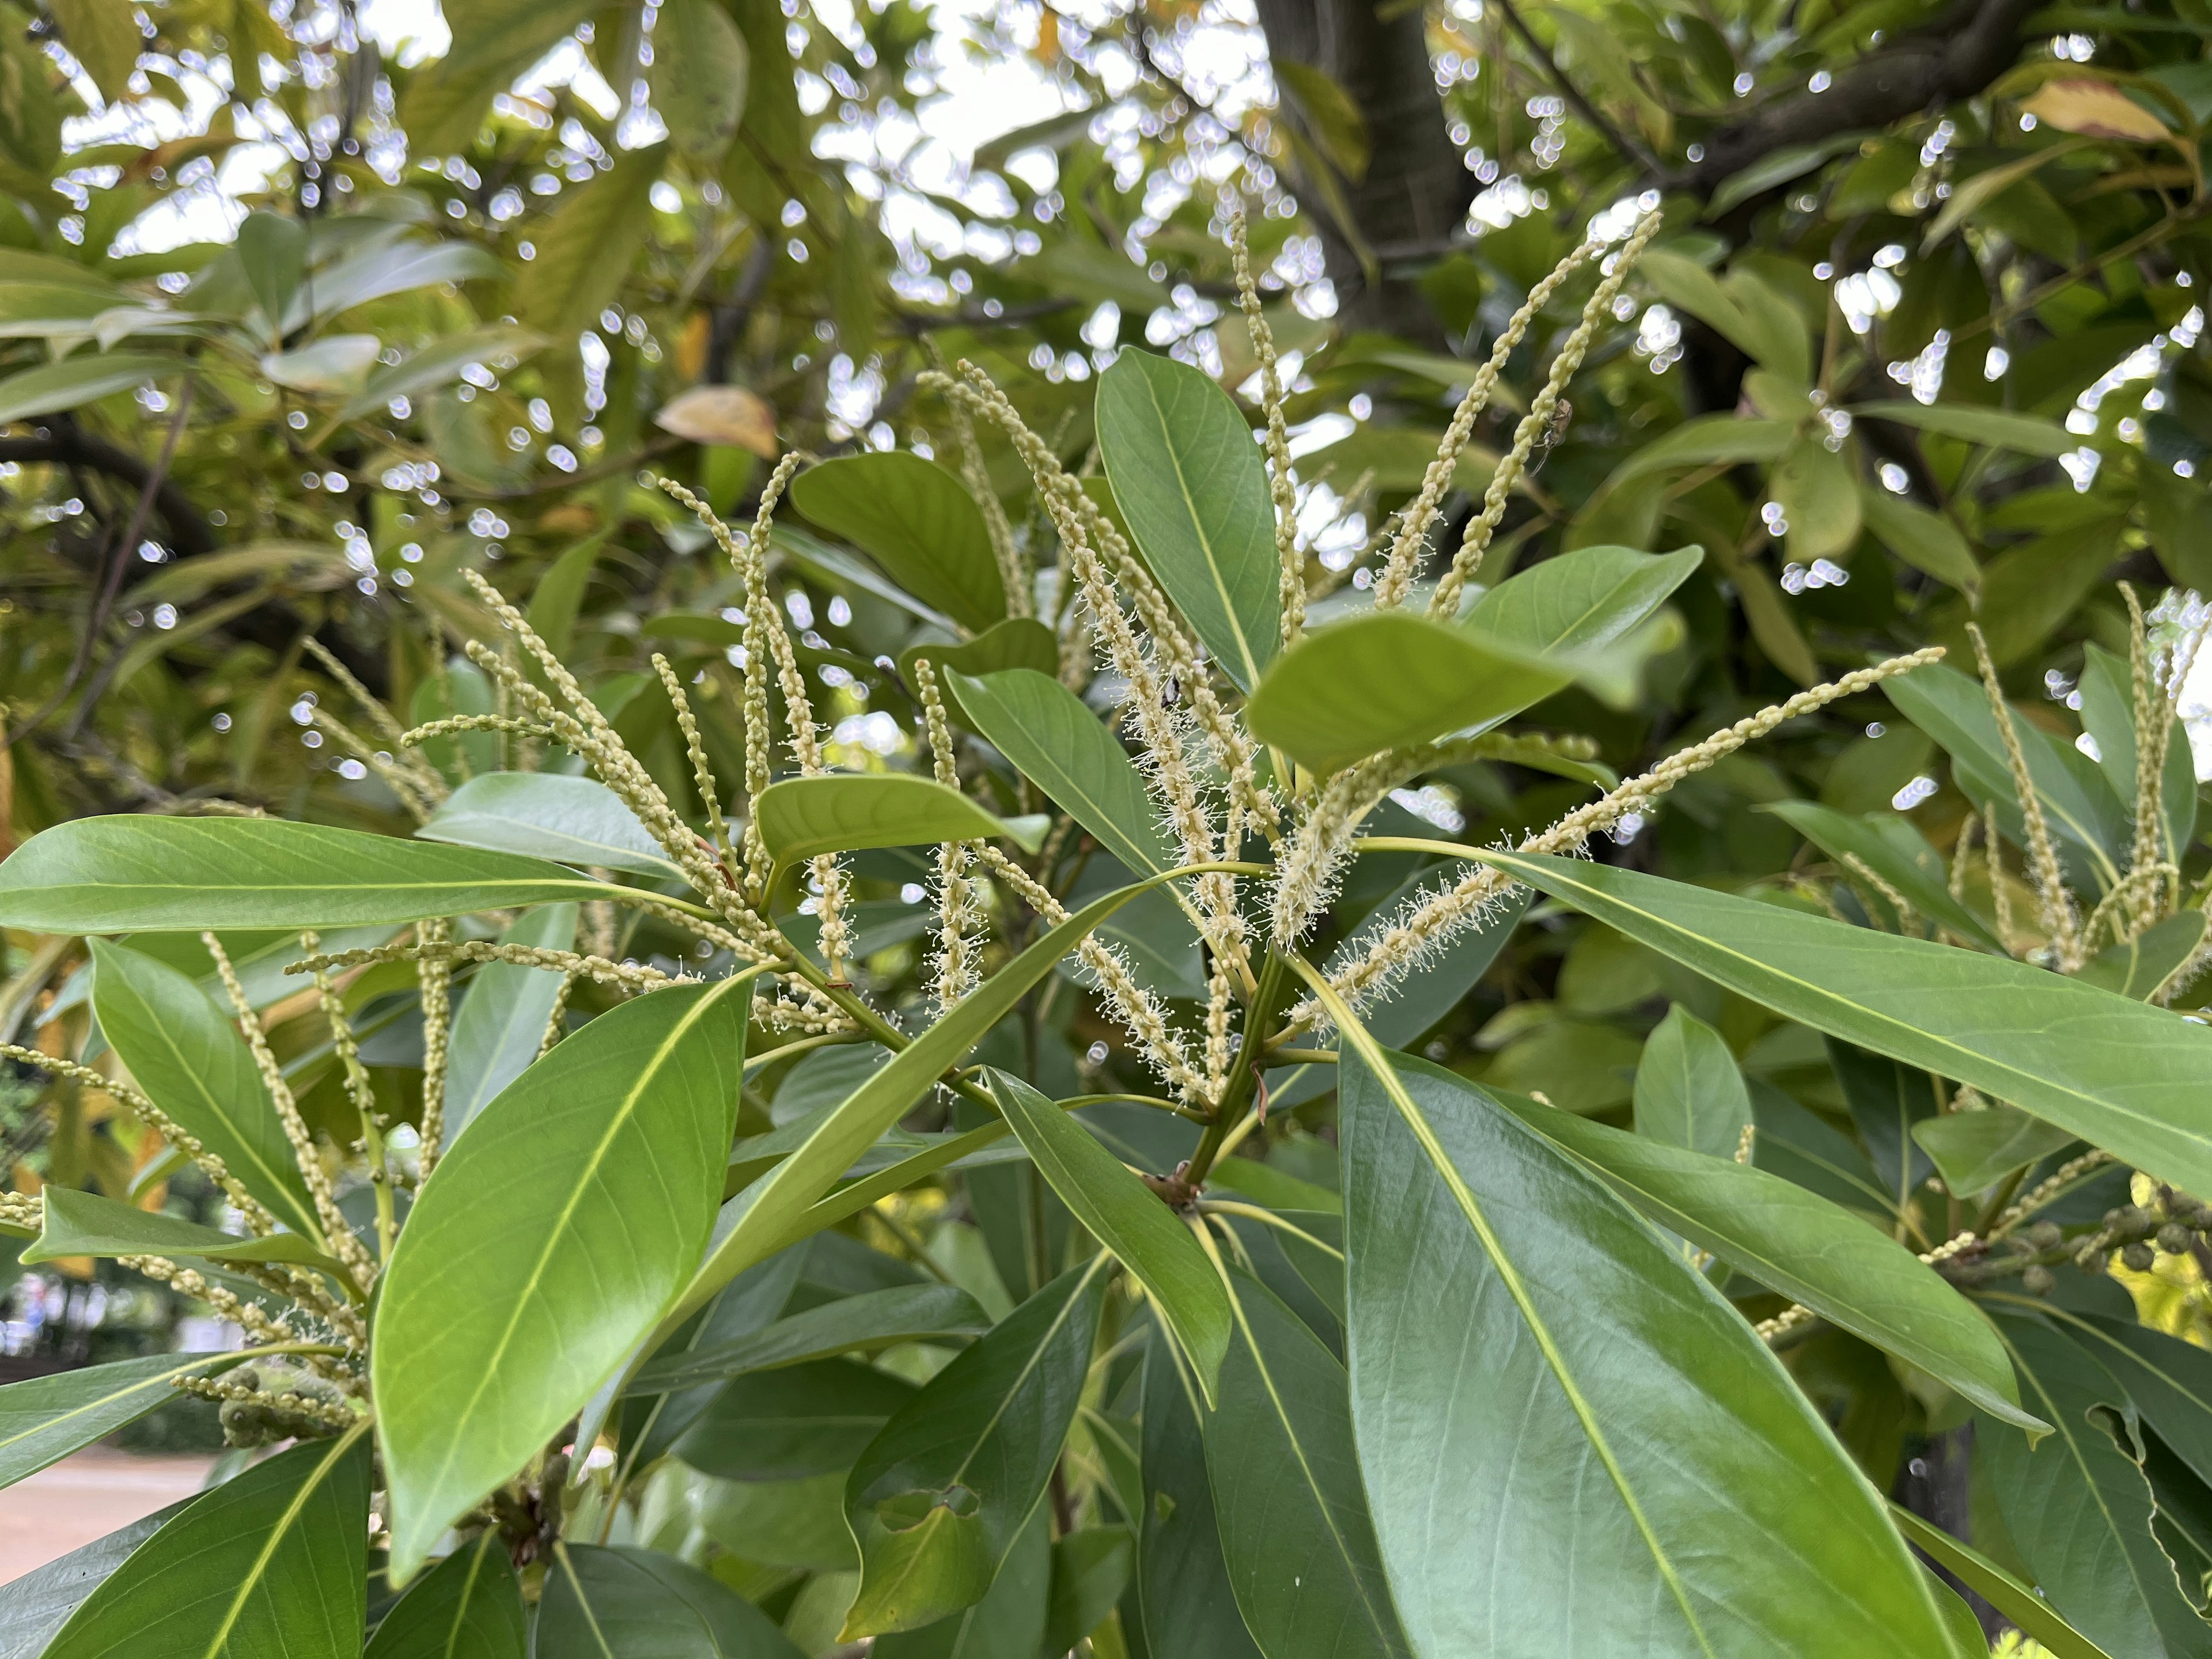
2122, 1241, 2158, 1272
2027, 1221, 2063, 1249
2159, 1223, 2194, 1256
2021, 1264, 2055, 1295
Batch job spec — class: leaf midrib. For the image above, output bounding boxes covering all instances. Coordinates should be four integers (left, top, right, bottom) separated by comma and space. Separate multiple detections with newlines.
1132, 372, 1262, 687
199, 1423, 364, 1658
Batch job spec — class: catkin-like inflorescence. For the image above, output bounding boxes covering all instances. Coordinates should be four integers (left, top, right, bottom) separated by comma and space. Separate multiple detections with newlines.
653, 653, 733, 868
912, 657, 984, 1010
417, 918, 454, 1173
1226, 196, 1305, 649
1429, 209, 1664, 620
1968, 622, 2080, 969
289, 938, 686, 994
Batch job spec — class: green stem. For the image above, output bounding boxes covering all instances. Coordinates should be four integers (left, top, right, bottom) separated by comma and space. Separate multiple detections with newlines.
1183, 947, 1296, 1191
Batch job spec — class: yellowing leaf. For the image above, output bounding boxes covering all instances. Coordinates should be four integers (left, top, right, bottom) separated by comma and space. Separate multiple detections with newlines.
2024, 79, 2171, 142
654, 384, 779, 455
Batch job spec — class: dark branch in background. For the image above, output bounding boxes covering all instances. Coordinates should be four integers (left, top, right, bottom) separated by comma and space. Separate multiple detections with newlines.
1684, 0, 2044, 195
0, 428, 214, 557
1490, 0, 1668, 184
705, 235, 777, 386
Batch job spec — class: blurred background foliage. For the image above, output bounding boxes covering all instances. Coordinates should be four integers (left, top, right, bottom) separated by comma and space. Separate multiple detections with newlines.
5, 0, 2212, 1586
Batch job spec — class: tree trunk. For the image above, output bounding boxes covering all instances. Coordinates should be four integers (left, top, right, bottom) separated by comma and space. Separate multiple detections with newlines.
1249, 0, 1472, 344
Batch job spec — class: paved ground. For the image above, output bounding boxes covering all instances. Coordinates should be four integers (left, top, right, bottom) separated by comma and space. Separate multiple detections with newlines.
0, 1448, 218, 1584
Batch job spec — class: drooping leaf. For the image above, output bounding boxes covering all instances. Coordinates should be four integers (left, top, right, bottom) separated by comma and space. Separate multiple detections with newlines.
1138, 1331, 1264, 1659
1633, 1002, 1753, 1162
673, 1357, 919, 1481
375, 978, 750, 1580
841, 1257, 1109, 1637
417, 772, 681, 879
442, 903, 579, 1144
753, 773, 1047, 867
1472, 849, 2212, 1198
1465, 544, 1702, 656
0, 353, 173, 425
1095, 348, 1281, 690
363, 1532, 527, 1659
43, 1430, 370, 1658
1765, 799, 2006, 950
873, 1510, 1051, 1659
1851, 400, 2078, 456
25, 1185, 349, 1278
948, 666, 1175, 874
1488, 1090, 2041, 1431
1912, 1104, 2076, 1194
89, 938, 323, 1241
1889, 1504, 2117, 1659
1204, 1268, 1411, 1659
986, 1069, 1230, 1399
632, 1283, 990, 1393
1978, 1313, 2209, 1658
1858, 486, 1982, 595
1332, 1030, 1957, 1656
0, 816, 600, 931
790, 452, 1007, 634
0, 1351, 249, 1487
0, 1502, 188, 1659
1245, 612, 1574, 774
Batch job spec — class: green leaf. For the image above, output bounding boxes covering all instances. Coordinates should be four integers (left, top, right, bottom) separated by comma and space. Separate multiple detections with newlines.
1852, 400, 2078, 457
1474, 849, 2212, 1197
1632, 1002, 1753, 1162
1333, 1038, 1956, 1656
1465, 544, 1702, 656
1765, 799, 2008, 950
1831, 1039, 1943, 1210
0, 353, 173, 425
984, 1069, 1230, 1400
1272, 58, 1370, 179
873, 1510, 1051, 1659
1605, 414, 1796, 483
443, 903, 579, 1144
2077, 909, 2209, 1001
375, 978, 751, 1580
753, 773, 1047, 867
1096, 349, 1281, 690
364, 1532, 527, 1659
0, 1351, 248, 1487
897, 621, 1060, 728
948, 667, 1174, 875
672, 1357, 918, 1480
673, 877, 1195, 1324
842, 1258, 1110, 1637
418, 772, 683, 880
260, 332, 380, 395
791, 453, 1007, 635
632, 1283, 991, 1393
516, 145, 667, 341
536, 1544, 717, 1659
1488, 1089, 2041, 1431
1205, 1268, 1411, 1659
89, 938, 324, 1241
1137, 1333, 1264, 1659
0, 1502, 188, 1659
2078, 641, 2196, 868
1978, 1313, 2207, 1657
1043, 1527, 1135, 1653
1772, 435, 1862, 565
1912, 1104, 2076, 1194
44, 1429, 370, 1658
49, 0, 142, 103
338, 323, 546, 423
1858, 486, 1982, 595
1889, 1504, 2117, 1659
1245, 612, 1573, 775
654, 0, 749, 155
0, 815, 601, 931
2040, 1309, 2212, 1492
25, 1186, 348, 1277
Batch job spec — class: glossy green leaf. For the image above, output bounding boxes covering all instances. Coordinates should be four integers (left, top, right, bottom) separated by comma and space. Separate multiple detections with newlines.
1043, 1527, 1134, 1652
1978, 1313, 2207, 1657
442, 903, 579, 1143
1489, 1089, 2040, 1431
0, 353, 173, 425
1245, 612, 1574, 774
1333, 1032, 1956, 1656
363, 1532, 526, 1659
754, 773, 1047, 867
0, 1351, 250, 1486
2078, 639, 2196, 865
535, 1544, 717, 1659
1096, 347, 1280, 690
514, 145, 666, 342
1606, 414, 1797, 483
1204, 1267, 1410, 1659
2040, 1307, 2212, 1492
985, 1068, 1230, 1400
842, 1257, 1109, 1637
1831, 1039, 1942, 1209
1772, 436, 1862, 565
1853, 399, 2077, 456
898, 620, 1059, 727
617, 1245, 808, 1478
0, 1502, 188, 1659
1766, 800, 2006, 950
418, 772, 681, 879
1633, 1003, 1752, 1162
632, 1283, 990, 1393
673, 877, 1194, 1327
673, 1357, 918, 1480
89, 939, 323, 1241
0, 815, 601, 931
1474, 849, 2212, 1199
654, 0, 749, 155
1858, 486, 1982, 595
1889, 1505, 2116, 1659
1465, 544, 1702, 657
25, 1186, 348, 1278
790, 452, 1006, 634
338, 323, 547, 423
376, 978, 750, 1580
948, 666, 1175, 875
1138, 1331, 1264, 1659
1912, 1104, 2075, 1194
2077, 910, 2209, 1001
873, 1510, 1051, 1659
44, 1429, 370, 1659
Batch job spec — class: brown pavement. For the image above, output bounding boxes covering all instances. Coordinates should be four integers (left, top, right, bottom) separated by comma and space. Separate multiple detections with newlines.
0, 1446, 217, 1584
